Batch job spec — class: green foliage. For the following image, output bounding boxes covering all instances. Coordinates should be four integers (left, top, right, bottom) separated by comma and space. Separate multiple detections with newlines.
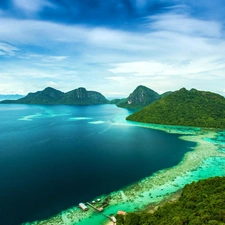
16, 87, 64, 104
1, 87, 109, 105
58, 87, 108, 105
117, 85, 160, 109
109, 98, 123, 104
127, 88, 225, 128
115, 215, 125, 224
160, 91, 173, 98
117, 176, 225, 225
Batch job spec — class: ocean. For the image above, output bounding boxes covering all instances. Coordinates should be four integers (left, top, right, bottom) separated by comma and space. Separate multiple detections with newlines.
0, 104, 195, 225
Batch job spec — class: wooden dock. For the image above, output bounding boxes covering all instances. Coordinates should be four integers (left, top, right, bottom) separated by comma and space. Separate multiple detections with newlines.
86, 202, 102, 212
86, 202, 116, 223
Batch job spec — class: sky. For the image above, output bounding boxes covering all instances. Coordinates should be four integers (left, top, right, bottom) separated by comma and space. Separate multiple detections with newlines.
0, 0, 225, 98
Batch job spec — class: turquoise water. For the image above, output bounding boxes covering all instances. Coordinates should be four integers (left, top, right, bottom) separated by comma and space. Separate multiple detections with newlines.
0, 104, 195, 225
70, 126, 225, 225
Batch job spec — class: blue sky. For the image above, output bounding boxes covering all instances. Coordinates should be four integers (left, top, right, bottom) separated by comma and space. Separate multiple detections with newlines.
0, 0, 225, 97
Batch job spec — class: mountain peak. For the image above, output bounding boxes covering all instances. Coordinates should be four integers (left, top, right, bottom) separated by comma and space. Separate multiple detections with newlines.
117, 85, 160, 109
43, 87, 59, 92
77, 87, 86, 91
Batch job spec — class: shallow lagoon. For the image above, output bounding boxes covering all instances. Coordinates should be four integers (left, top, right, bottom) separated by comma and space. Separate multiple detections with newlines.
0, 104, 224, 225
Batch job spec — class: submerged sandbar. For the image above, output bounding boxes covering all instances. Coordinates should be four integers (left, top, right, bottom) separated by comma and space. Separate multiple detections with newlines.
24, 123, 225, 225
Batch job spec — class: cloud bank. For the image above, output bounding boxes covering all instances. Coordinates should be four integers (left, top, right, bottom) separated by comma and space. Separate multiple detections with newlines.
0, 1, 225, 97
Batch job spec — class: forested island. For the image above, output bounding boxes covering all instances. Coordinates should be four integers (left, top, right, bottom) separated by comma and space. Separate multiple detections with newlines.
127, 88, 225, 129
0, 94, 24, 101
1, 86, 225, 128
116, 85, 161, 109
0, 87, 109, 105
116, 176, 225, 225
1, 86, 225, 129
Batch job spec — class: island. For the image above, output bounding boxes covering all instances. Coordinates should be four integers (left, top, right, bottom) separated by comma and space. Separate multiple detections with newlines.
116, 85, 161, 109
127, 88, 225, 129
0, 94, 24, 101
0, 87, 109, 105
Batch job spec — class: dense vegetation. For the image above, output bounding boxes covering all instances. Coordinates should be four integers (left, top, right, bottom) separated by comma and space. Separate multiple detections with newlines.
116, 176, 225, 225
160, 91, 173, 98
116, 85, 160, 109
57, 87, 108, 105
109, 98, 123, 104
0, 87, 109, 105
127, 88, 225, 128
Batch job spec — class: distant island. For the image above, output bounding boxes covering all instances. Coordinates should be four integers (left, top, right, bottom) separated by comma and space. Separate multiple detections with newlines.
0, 85, 164, 108
0, 87, 109, 105
127, 88, 225, 129
116, 176, 225, 225
0, 94, 24, 101
1, 86, 225, 129
116, 85, 161, 109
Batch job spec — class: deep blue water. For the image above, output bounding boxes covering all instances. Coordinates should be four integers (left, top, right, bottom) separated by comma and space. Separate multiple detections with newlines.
0, 104, 195, 225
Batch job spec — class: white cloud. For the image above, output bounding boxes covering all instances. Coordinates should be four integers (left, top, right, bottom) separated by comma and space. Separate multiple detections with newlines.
0, 11, 225, 96
147, 13, 222, 38
108, 55, 225, 95
0, 18, 92, 47
1, 13, 221, 59
0, 42, 19, 56
109, 61, 163, 75
0, 17, 153, 53
0, 66, 80, 95
109, 57, 225, 78
47, 56, 68, 61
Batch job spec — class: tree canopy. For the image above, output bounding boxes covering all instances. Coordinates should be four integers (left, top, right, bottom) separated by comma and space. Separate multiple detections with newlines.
127, 88, 225, 128
116, 176, 225, 225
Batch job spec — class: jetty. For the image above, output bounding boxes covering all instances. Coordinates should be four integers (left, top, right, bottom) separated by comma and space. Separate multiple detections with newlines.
86, 202, 103, 212
86, 202, 116, 223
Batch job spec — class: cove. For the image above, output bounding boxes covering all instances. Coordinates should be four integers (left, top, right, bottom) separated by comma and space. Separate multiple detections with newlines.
0, 104, 195, 225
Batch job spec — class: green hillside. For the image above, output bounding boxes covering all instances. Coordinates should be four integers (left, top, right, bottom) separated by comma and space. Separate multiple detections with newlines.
109, 98, 123, 104
58, 87, 109, 105
160, 91, 173, 98
116, 85, 160, 109
1, 87, 109, 105
127, 88, 225, 128
116, 176, 225, 225
16, 87, 64, 104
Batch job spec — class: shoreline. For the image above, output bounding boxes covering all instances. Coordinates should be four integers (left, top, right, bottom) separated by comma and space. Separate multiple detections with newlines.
103, 124, 225, 225
25, 123, 225, 225
145, 188, 183, 213
104, 189, 183, 225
